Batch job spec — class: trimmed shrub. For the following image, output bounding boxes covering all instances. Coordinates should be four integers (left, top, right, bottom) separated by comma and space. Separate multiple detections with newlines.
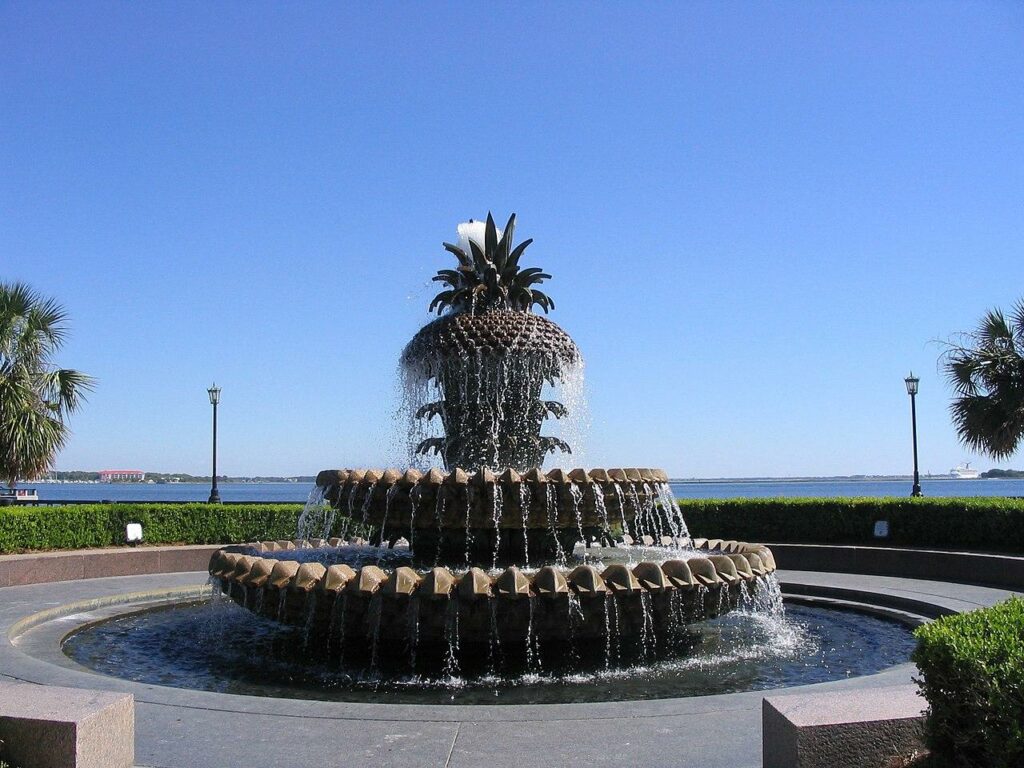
679, 497, 1024, 553
3, 496, 1024, 554
913, 598, 1024, 767
0, 503, 304, 553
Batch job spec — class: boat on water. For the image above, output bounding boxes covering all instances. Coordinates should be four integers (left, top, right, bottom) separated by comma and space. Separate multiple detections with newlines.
949, 463, 980, 479
0, 487, 40, 502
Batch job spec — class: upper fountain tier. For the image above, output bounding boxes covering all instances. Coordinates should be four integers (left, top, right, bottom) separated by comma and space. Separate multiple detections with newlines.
312, 466, 678, 564
401, 213, 582, 473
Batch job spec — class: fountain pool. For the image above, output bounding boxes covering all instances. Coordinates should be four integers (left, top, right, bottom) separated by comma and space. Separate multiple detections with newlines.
62, 589, 917, 705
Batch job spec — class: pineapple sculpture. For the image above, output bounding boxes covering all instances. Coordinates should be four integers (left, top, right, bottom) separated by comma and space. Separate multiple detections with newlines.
402, 213, 581, 472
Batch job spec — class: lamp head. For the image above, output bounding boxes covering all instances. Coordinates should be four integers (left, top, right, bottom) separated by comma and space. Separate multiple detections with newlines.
904, 373, 919, 396
207, 384, 221, 405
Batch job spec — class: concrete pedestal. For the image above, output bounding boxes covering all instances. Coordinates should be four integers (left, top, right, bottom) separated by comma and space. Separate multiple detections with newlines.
0, 682, 134, 768
762, 685, 925, 768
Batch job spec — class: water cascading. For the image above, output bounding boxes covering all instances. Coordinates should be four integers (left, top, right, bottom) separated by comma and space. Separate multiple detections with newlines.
208, 212, 780, 677
401, 214, 581, 473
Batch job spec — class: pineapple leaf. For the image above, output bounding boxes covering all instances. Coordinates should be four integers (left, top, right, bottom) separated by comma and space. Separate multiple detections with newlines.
432, 269, 463, 287
498, 213, 517, 269
429, 214, 555, 316
442, 242, 472, 269
468, 239, 489, 275
429, 290, 456, 314
485, 213, 498, 266
504, 238, 533, 272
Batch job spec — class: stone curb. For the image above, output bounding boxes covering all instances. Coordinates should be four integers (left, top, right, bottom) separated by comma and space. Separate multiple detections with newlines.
766, 543, 1024, 590
0, 544, 220, 588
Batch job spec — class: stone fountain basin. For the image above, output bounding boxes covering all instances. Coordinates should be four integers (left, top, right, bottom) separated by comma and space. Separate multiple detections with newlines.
309, 466, 685, 562
315, 466, 672, 531
208, 539, 776, 645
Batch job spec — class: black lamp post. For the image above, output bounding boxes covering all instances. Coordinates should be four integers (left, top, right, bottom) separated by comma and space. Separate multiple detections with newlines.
904, 373, 922, 497
207, 384, 221, 503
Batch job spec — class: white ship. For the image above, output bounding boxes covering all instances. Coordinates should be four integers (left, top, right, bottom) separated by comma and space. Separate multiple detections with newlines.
950, 463, 980, 479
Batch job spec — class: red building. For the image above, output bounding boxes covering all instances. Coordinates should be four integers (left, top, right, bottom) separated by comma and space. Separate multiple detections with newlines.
99, 469, 146, 482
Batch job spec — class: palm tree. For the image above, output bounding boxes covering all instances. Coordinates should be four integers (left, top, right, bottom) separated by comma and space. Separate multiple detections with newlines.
943, 299, 1024, 460
0, 283, 94, 488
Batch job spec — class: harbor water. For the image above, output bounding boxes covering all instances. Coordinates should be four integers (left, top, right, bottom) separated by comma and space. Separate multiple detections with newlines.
24, 477, 1024, 503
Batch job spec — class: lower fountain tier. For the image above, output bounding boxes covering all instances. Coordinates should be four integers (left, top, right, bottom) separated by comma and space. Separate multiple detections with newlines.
310, 467, 681, 561
209, 539, 776, 646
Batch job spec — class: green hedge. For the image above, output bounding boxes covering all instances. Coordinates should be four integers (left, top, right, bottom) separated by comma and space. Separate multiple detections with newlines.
0, 503, 305, 553
679, 497, 1024, 552
3, 497, 1024, 554
913, 598, 1024, 767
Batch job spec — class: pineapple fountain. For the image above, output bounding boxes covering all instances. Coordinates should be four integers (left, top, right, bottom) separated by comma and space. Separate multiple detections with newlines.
208, 214, 778, 674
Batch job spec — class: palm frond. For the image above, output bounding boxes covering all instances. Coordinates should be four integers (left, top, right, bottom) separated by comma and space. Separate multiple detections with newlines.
942, 299, 1024, 460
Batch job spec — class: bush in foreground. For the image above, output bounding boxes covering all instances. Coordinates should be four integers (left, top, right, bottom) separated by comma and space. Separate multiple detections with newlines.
913, 598, 1024, 767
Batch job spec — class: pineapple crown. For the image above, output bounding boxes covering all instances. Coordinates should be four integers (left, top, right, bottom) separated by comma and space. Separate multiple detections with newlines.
428, 213, 554, 315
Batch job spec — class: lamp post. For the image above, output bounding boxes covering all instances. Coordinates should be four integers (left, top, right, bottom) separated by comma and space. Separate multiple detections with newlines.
207, 384, 221, 503
904, 373, 922, 497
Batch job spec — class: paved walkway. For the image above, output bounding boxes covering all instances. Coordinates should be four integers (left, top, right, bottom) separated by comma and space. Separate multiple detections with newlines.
1, 571, 1018, 768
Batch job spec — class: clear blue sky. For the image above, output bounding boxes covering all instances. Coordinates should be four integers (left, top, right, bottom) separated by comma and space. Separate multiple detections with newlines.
2, 2, 1022, 478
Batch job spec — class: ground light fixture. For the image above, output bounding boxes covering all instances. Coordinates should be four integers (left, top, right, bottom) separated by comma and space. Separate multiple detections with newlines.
207, 384, 221, 504
904, 373, 922, 497
126, 523, 143, 545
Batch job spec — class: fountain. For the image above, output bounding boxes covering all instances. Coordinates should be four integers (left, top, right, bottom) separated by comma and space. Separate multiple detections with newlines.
208, 213, 778, 669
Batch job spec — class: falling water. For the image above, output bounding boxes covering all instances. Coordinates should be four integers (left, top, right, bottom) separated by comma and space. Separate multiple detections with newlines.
296, 485, 328, 540
544, 357, 589, 470
612, 484, 630, 540
639, 591, 654, 661
491, 484, 503, 570
593, 484, 610, 542
301, 592, 319, 652
360, 482, 378, 525
276, 590, 288, 623
546, 484, 566, 565
400, 349, 583, 473
368, 594, 384, 670
569, 484, 587, 561
519, 483, 532, 568
525, 596, 537, 672
442, 598, 460, 679
407, 595, 421, 674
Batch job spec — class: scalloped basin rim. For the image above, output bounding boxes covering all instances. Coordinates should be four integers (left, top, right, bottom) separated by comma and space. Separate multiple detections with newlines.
208, 539, 777, 599
314, 467, 672, 486
207, 538, 777, 644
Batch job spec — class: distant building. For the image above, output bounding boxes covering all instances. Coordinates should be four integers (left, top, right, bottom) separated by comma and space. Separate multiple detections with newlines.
99, 469, 146, 482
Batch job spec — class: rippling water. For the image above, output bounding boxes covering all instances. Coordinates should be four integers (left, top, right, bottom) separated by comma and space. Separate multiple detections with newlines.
63, 598, 916, 705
